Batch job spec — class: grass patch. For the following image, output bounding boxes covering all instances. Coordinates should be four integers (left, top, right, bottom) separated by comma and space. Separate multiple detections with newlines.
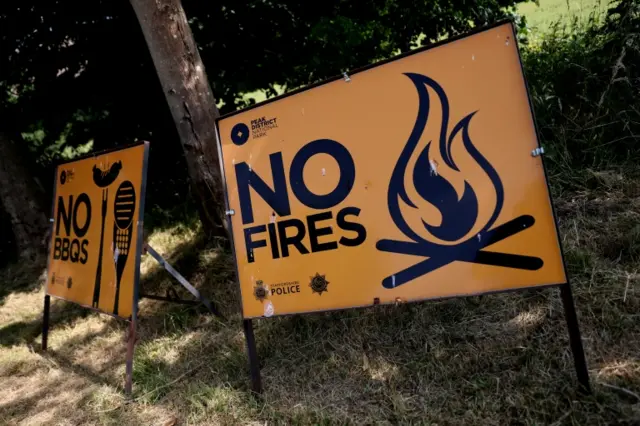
1, 198, 638, 424
133, 339, 176, 403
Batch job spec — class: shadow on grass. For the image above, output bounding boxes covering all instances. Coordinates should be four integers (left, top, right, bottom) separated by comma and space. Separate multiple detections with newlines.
124, 278, 640, 424
139, 233, 237, 321
0, 254, 47, 307
0, 346, 173, 425
2, 277, 639, 424
0, 299, 95, 348
101, 224, 640, 423
2, 211, 639, 424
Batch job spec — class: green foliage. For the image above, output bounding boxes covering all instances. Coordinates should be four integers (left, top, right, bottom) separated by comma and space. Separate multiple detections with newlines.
517, 0, 605, 34
0, 0, 528, 229
1, 0, 638, 229
521, 0, 640, 180
0, 0, 529, 132
186, 0, 528, 108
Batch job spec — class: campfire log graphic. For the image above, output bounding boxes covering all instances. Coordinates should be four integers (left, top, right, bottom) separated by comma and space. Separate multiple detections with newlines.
376, 73, 543, 289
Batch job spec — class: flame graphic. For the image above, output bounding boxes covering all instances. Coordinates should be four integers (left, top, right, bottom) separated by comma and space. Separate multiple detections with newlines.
377, 73, 543, 289
389, 73, 504, 245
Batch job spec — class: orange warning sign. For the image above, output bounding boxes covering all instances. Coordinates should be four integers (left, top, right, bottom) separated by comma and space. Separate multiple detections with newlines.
216, 22, 567, 319
45, 142, 149, 319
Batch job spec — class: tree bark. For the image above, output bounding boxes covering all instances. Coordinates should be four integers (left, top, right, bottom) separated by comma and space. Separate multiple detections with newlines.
129, 0, 228, 239
0, 133, 48, 258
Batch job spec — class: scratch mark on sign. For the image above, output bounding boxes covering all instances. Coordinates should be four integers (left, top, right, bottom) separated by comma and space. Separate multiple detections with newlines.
264, 301, 274, 317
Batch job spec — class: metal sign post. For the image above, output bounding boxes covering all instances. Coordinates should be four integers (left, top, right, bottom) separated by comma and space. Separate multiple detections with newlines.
42, 295, 50, 351
560, 283, 591, 393
243, 319, 262, 394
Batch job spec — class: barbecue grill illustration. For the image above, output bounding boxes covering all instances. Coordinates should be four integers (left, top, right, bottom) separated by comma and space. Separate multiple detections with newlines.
376, 73, 543, 288
112, 181, 136, 315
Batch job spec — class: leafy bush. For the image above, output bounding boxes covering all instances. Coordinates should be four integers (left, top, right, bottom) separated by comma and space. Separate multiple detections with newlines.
522, 0, 640, 178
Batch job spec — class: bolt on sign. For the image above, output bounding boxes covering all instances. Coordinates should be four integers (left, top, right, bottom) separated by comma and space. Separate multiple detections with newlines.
216, 21, 568, 320
46, 142, 149, 319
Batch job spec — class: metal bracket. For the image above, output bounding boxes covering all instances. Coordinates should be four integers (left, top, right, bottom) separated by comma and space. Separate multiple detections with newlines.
225, 209, 235, 216
343, 72, 351, 82
531, 147, 545, 157
143, 243, 224, 319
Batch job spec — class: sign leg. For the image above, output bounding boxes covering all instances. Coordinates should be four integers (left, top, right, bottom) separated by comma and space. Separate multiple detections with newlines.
125, 319, 137, 397
42, 295, 51, 351
243, 319, 262, 395
560, 283, 591, 393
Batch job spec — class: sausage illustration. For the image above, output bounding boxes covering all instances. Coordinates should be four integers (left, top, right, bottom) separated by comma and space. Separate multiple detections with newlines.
92, 161, 122, 187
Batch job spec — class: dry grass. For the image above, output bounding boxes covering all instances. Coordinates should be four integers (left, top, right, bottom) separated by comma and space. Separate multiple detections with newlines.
1, 170, 640, 425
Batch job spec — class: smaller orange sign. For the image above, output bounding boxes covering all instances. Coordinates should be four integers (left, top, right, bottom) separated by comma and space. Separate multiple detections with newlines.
45, 142, 149, 319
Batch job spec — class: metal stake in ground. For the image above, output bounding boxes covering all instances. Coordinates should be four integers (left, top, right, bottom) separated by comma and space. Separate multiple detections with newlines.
243, 319, 262, 395
125, 317, 137, 396
42, 295, 50, 351
560, 283, 591, 393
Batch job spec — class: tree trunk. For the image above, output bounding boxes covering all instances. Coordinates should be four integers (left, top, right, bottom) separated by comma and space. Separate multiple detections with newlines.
129, 0, 228, 239
0, 133, 48, 259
